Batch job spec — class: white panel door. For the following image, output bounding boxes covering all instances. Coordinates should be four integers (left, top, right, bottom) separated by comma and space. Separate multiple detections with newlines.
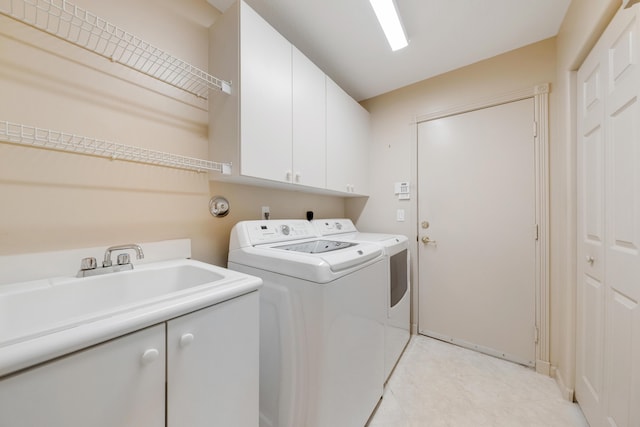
576, 6, 640, 427
417, 98, 536, 366
603, 7, 640, 427
576, 33, 607, 425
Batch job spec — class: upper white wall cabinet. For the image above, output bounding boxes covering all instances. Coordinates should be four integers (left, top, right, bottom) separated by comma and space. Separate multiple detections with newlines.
208, 0, 370, 196
326, 77, 370, 195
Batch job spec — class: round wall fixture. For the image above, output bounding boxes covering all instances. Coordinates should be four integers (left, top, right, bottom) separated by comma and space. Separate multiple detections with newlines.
209, 196, 230, 217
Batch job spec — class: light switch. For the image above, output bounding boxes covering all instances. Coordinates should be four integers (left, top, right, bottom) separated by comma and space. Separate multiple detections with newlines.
396, 209, 405, 222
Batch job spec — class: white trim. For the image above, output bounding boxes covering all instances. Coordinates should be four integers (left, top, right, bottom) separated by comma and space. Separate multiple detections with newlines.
413, 85, 548, 124
414, 83, 551, 371
424, 330, 535, 367
552, 366, 576, 402
536, 359, 551, 376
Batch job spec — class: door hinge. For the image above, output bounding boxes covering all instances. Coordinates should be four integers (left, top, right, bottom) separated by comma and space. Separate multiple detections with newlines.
533, 121, 538, 138
534, 224, 539, 241
534, 325, 539, 344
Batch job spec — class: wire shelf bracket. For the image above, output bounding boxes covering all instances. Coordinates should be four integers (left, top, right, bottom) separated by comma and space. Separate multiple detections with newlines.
0, 121, 233, 174
0, 0, 232, 98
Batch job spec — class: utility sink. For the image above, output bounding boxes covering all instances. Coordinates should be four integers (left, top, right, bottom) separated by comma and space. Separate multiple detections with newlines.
0, 258, 262, 377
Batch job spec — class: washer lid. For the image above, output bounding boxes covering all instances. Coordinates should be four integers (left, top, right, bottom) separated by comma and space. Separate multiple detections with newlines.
274, 240, 357, 254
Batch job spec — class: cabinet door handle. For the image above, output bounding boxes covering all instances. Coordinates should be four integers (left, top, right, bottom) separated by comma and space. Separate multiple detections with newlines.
179, 333, 195, 348
141, 348, 160, 365
285, 170, 292, 182
295, 172, 301, 183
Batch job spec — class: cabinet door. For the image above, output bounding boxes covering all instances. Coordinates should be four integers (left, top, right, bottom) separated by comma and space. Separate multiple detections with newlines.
326, 77, 370, 195
292, 47, 326, 188
166, 292, 259, 427
0, 325, 166, 427
351, 98, 371, 194
240, 1, 292, 182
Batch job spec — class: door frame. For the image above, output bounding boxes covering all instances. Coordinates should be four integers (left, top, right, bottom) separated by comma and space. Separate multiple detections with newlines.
412, 83, 550, 374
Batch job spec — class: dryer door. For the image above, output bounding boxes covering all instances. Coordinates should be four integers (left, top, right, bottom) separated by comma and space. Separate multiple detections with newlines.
389, 249, 408, 308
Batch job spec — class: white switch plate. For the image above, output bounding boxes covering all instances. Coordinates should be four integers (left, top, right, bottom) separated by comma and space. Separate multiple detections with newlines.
396, 209, 405, 222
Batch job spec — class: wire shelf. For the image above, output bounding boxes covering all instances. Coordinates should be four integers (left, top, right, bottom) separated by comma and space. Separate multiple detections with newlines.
0, 121, 233, 174
0, 0, 232, 98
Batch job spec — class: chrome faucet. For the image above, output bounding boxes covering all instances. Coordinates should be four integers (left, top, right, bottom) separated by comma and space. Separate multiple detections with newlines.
103, 244, 144, 267
77, 243, 144, 277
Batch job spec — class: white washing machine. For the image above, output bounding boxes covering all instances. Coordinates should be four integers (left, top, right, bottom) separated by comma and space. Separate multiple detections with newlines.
227, 220, 386, 427
312, 219, 410, 382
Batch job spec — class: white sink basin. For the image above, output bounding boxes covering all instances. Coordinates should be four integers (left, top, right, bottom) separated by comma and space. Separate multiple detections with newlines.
0, 259, 262, 376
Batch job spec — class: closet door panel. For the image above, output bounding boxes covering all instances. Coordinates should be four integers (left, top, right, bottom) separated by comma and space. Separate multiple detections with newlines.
576, 41, 607, 425
606, 291, 637, 427
603, 8, 640, 427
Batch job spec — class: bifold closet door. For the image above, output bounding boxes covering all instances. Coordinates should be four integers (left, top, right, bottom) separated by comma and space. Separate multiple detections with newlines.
576, 4, 640, 426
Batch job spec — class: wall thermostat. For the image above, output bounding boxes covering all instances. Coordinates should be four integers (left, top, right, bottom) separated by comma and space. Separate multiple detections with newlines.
394, 181, 410, 200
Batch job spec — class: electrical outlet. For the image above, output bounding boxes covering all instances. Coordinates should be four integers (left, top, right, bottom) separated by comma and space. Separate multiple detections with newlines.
262, 206, 270, 220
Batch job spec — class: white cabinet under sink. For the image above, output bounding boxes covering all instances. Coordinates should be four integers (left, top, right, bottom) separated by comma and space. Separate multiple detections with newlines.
209, 0, 368, 196
0, 324, 166, 427
0, 292, 259, 427
167, 293, 259, 427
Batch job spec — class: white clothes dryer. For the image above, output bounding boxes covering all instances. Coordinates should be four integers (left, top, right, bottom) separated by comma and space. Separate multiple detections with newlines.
228, 220, 386, 427
312, 219, 410, 382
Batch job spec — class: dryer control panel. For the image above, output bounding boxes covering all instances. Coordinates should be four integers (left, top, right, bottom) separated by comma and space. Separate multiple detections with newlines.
312, 219, 358, 236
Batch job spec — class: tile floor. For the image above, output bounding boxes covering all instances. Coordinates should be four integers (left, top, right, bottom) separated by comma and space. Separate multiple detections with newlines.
367, 335, 589, 427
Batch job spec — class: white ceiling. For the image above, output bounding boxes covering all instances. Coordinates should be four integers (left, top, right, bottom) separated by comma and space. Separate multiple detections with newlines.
206, 0, 571, 101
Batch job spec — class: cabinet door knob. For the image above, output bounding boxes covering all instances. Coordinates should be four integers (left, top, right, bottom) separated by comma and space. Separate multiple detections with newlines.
179, 333, 195, 348
141, 348, 160, 365
586, 256, 595, 265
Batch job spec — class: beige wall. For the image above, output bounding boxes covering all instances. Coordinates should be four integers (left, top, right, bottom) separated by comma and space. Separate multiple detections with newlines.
0, 0, 344, 268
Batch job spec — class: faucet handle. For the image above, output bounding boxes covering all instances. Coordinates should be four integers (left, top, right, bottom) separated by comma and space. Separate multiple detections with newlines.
80, 257, 97, 271
117, 253, 131, 265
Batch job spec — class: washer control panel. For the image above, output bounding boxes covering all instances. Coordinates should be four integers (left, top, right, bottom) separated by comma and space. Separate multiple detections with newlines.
245, 220, 316, 245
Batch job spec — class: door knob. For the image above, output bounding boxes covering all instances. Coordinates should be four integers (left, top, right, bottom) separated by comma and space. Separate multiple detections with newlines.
421, 236, 437, 245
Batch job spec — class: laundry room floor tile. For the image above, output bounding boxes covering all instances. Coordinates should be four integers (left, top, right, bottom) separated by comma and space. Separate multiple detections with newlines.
367, 336, 588, 427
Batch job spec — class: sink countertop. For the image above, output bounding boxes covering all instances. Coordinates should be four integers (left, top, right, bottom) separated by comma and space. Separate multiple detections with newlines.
0, 259, 262, 378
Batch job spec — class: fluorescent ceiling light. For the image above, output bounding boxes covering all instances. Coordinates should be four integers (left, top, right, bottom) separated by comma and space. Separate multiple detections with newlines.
369, 0, 408, 51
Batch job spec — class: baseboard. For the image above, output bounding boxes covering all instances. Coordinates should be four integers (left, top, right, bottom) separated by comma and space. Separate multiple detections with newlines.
551, 366, 575, 401
411, 323, 418, 335
536, 359, 551, 376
